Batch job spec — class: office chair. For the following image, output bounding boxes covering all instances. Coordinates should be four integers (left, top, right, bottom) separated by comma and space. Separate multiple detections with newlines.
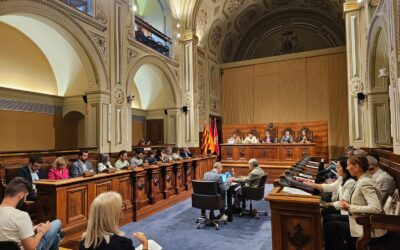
0, 241, 20, 250
240, 174, 268, 219
192, 180, 227, 230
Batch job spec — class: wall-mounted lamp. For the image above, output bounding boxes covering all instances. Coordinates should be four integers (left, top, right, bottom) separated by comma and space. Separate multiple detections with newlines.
378, 67, 389, 78
127, 95, 135, 103
176, 22, 180, 28
176, 33, 181, 39
132, 4, 137, 12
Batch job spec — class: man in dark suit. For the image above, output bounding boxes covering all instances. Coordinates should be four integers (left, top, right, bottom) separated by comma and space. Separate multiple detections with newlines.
180, 146, 193, 158
70, 150, 94, 178
201, 162, 231, 220
17, 155, 47, 201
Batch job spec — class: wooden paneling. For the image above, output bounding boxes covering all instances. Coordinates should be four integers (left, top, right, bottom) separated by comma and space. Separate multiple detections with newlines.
146, 119, 164, 144
222, 52, 348, 158
66, 186, 87, 225
222, 121, 328, 159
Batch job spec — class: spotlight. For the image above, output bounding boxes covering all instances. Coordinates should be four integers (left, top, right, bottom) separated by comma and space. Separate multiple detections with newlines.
127, 95, 134, 103
82, 95, 88, 104
357, 92, 366, 101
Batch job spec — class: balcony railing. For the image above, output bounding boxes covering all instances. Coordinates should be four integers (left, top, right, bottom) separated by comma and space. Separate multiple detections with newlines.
61, 0, 93, 15
135, 16, 172, 57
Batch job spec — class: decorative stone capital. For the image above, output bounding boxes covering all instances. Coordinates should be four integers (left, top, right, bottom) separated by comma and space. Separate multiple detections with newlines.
350, 77, 364, 95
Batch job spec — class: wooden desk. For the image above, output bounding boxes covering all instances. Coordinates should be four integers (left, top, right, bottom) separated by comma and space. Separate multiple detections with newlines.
34, 156, 216, 232
221, 143, 316, 165
266, 187, 322, 250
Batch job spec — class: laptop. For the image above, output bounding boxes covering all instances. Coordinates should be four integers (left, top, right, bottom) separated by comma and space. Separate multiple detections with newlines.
220, 172, 232, 183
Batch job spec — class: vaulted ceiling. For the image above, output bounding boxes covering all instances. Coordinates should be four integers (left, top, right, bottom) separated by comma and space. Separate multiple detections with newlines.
195, 0, 346, 62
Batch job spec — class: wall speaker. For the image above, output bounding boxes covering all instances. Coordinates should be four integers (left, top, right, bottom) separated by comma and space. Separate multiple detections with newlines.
182, 106, 188, 113
164, 109, 168, 115
82, 95, 88, 103
357, 92, 366, 101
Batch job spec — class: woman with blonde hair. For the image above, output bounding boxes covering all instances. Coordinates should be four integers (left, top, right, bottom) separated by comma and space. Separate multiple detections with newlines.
48, 156, 69, 180
80, 192, 148, 250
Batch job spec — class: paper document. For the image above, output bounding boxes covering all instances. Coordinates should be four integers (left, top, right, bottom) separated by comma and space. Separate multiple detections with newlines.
282, 187, 312, 196
137, 240, 162, 250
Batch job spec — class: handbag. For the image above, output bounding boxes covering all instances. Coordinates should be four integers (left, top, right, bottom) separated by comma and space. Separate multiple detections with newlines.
383, 189, 400, 215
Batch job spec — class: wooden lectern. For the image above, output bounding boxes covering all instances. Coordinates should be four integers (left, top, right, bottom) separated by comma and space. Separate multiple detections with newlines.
266, 187, 322, 250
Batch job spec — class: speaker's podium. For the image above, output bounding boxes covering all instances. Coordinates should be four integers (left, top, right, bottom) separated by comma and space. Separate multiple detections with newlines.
266, 187, 322, 250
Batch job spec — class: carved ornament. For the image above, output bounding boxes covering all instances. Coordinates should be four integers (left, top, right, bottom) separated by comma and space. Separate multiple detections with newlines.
127, 48, 138, 65
88, 31, 107, 65
287, 224, 310, 249
114, 88, 125, 106
350, 77, 364, 95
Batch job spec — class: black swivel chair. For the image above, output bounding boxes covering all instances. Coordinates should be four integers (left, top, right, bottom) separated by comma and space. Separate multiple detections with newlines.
192, 180, 227, 230
240, 174, 268, 219
0, 241, 20, 250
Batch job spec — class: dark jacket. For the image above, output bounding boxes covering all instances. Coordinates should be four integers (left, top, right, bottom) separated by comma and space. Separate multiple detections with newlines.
79, 235, 135, 250
17, 165, 47, 184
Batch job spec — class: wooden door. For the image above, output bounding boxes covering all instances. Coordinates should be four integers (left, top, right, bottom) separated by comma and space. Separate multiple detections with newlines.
146, 119, 163, 144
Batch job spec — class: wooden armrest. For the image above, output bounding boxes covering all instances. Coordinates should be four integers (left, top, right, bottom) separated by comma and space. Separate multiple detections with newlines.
355, 214, 372, 250
370, 214, 400, 231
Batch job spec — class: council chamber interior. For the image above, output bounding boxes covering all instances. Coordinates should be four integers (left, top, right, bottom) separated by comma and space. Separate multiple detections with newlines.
0, 0, 399, 250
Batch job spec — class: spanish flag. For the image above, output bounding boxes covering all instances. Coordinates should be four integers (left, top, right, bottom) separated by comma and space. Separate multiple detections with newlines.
201, 123, 209, 154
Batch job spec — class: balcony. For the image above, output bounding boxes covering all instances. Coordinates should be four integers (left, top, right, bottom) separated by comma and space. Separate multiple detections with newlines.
61, 0, 93, 15
135, 16, 172, 57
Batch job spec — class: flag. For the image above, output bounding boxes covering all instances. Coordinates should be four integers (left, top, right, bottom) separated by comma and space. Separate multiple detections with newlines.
201, 123, 209, 154
208, 120, 215, 154
213, 118, 220, 156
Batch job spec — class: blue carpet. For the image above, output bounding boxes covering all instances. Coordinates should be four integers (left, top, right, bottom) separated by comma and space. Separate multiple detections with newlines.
121, 184, 273, 250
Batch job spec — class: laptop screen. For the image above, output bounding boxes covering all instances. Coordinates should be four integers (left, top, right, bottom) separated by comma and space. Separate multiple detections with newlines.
220, 172, 232, 183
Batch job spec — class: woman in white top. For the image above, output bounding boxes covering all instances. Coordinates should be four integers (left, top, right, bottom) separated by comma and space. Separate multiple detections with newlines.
97, 154, 114, 173
306, 157, 356, 216
305, 157, 356, 250
115, 150, 130, 169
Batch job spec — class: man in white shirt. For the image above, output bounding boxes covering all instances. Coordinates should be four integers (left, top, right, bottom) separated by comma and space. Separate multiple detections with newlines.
115, 150, 130, 169
243, 133, 258, 144
0, 177, 62, 250
367, 155, 396, 204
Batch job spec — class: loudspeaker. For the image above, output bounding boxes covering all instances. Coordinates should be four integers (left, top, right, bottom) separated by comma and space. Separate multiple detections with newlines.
164, 109, 168, 115
357, 92, 366, 101
82, 95, 88, 103
182, 106, 188, 113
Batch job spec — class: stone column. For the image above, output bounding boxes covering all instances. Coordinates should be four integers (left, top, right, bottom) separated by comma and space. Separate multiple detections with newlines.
344, 1, 371, 148
180, 32, 200, 147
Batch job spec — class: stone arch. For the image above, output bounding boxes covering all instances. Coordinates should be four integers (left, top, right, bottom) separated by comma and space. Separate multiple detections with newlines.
0, 0, 108, 93
126, 55, 181, 107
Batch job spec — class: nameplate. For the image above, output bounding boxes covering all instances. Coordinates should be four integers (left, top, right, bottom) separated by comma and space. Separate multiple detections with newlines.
107, 168, 116, 174
127, 166, 134, 170
83, 172, 95, 177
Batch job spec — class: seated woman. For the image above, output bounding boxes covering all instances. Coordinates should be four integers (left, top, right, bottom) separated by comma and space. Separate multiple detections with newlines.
280, 131, 293, 143
243, 133, 258, 144
299, 129, 311, 143
171, 147, 182, 160
48, 157, 69, 180
230, 132, 242, 144
97, 154, 114, 173
80, 192, 148, 250
137, 138, 146, 146
325, 156, 386, 250
262, 130, 274, 143
115, 150, 130, 169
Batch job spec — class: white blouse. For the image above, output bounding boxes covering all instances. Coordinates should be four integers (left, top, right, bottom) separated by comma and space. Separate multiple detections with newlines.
322, 176, 356, 215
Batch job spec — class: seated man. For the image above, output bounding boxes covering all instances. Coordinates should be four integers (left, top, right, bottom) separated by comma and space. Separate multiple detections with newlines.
230, 132, 242, 144
0, 177, 62, 250
166, 147, 174, 161
115, 150, 130, 169
17, 155, 47, 201
202, 162, 231, 220
243, 133, 258, 144
71, 150, 94, 177
180, 146, 193, 158
367, 155, 396, 204
130, 150, 144, 167
230, 158, 265, 210
262, 130, 274, 143
280, 131, 293, 143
